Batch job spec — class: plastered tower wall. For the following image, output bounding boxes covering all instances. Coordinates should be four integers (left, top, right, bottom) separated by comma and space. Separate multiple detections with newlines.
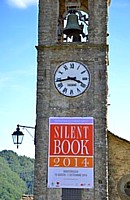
34, 0, 109, 199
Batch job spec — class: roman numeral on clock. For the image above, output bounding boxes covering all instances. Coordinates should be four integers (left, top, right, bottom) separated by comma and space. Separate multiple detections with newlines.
63, 65, 68, 71
58, 70, 63, 74
81, 70, 86, 74
63, 87, 67, 94
77, 88, 81, 93
70, 89, 73, 95
80, 83, 86, 88
57, 83, 63, 89
82, 77, 88, 80
77, 65, 80, 70
70, 63, 74, 69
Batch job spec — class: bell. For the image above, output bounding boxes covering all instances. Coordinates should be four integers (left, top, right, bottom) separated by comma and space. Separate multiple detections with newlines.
63, 13, 83, 37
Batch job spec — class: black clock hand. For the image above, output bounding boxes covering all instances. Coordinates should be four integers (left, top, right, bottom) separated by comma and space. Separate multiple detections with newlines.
56, 77, 69, 82
56, 76, 84, 84
69, 77, 84, 84
56, 76, 76, 82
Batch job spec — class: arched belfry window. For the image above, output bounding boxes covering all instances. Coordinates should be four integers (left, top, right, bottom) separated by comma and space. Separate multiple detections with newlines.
58, 0, 89, 43
63, 9, 88, 42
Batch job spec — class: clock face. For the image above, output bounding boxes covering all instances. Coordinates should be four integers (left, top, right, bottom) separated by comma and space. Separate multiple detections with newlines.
54, 61, 90, 97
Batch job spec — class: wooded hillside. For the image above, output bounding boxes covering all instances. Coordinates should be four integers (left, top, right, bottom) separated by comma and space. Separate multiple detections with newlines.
0, 150, 34, 200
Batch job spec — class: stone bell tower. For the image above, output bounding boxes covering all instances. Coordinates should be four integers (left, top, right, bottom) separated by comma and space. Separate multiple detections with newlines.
34, 0, 110, 199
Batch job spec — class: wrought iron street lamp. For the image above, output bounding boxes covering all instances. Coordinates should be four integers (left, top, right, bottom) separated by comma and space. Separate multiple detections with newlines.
12, 125, 24, 149
12, 124, 35, 148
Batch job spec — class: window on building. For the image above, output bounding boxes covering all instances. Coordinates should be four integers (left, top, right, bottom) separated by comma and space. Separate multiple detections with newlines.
62, 188, 81, 200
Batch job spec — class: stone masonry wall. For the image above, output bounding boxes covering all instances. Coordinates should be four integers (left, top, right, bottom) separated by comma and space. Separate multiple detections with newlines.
34, 0, 109, 199
34, 43, 108, 200
108, 132, 130, 200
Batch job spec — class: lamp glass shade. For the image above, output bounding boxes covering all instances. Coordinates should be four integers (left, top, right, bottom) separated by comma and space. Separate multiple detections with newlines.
12, 129, 24, 146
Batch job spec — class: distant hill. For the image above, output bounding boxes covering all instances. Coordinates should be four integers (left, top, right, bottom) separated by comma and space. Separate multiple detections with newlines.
0, 150, 34, 200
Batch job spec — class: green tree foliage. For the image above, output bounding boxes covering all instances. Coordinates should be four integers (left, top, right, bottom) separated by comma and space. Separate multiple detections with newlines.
0, 150, 34, 199
0, 157, 26, 199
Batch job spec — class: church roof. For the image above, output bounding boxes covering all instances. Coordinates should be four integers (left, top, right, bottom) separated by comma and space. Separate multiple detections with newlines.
108, 130, 130, 144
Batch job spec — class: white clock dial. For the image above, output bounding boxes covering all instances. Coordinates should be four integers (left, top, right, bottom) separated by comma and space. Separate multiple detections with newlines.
54, 61, 90, 97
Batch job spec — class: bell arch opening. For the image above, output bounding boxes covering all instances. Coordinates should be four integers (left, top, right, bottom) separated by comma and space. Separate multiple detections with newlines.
63, 9, 88, 42
58, 0, 89, 43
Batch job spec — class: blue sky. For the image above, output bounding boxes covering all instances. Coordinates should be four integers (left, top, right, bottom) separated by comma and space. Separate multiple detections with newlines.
108, 0, 130, 142
0, 0, 130, 158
